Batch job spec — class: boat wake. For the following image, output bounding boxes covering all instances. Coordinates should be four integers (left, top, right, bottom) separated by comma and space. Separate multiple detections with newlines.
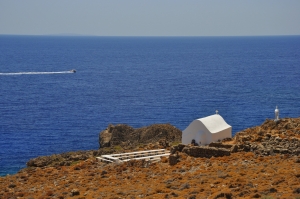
0, 70, 76, 76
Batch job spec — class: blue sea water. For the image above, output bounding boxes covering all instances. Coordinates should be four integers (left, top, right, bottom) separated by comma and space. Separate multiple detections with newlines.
0, 35, 299, 176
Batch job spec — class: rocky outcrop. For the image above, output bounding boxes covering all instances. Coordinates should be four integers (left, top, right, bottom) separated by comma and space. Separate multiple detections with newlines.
99, 124, 134, 148
99, 123, 182, 149
27, 123, 181, 168
234, 118, 300, 143
232, 117, 300, 156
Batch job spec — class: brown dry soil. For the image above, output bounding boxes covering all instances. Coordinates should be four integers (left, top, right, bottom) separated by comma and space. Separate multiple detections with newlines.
1, 118, 300, 199
1, 153, 300, 199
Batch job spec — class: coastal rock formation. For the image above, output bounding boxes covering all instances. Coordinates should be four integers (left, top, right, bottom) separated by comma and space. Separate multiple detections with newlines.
99, 123, 182, 149
99, 124, 134, 148
26, 124, 182, 168
2, 117, 300, 198
26, 118, 300, 168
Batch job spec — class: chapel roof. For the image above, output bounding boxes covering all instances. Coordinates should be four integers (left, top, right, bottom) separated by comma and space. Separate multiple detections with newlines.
195, 114, 231, 134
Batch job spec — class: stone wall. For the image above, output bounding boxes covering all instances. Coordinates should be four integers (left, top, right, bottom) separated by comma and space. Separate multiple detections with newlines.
171, 144, 231, 158
208, 142, 233, 149
182, 146, 231, 158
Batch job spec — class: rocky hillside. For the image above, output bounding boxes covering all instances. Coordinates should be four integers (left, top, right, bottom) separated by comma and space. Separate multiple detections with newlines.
235, 117, 300, 141
1, 118, 300, 198
1, 151, 300, 198
99, 123, 182, 149
233, 117, 300, 155
26, 123, 182, 168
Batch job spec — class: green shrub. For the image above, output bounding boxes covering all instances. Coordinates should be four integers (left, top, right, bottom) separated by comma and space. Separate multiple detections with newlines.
114, 145, 123, 151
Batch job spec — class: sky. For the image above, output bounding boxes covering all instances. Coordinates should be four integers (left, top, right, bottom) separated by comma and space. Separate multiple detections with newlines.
0, 0, 300, 36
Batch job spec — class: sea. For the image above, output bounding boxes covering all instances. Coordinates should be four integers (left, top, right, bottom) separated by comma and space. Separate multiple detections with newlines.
0, 35, 299, 176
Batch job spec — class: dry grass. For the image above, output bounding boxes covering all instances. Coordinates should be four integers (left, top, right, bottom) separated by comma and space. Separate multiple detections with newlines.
0, 152, 300, 199
1, 117, 300, 198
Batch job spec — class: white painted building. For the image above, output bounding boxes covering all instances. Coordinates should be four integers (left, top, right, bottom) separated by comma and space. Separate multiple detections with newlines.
182, 113, 232, 145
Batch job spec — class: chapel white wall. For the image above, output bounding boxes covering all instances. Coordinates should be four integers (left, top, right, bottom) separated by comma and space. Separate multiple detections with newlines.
182, 114, 232, 145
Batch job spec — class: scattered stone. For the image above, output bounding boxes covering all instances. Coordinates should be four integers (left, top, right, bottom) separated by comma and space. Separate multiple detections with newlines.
230, 145, 238, 153
188, 195, 196, 199
170, 192, 178, 197
101, 170, 108, 175
179, 183, 190, 190
213, 191, 232, 199
8, 184, 16, 188
269, 187, 277, 193
252, 193, 261, 198
294, 188, 300, 194
170, 144, 186, 154
74, 166, 81, 170
71, 189, 80, 196
169, 153, 179, 166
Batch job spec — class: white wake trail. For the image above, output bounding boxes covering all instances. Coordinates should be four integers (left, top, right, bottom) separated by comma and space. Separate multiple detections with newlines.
0, 71, 75, 76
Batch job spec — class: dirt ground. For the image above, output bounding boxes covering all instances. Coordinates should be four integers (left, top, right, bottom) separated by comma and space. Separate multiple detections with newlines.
1, 152, 300, 199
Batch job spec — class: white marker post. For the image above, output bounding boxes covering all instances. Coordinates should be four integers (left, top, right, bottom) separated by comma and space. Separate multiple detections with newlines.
274, 106, 279, 121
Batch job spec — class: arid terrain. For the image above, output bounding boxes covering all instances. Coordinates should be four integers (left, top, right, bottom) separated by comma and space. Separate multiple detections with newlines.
1, 118, 300, 199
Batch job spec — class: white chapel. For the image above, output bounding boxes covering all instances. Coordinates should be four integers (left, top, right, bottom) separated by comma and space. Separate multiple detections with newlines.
182, 111, 232, 145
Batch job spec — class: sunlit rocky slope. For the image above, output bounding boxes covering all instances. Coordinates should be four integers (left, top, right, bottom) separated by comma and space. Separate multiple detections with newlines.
1, 118, 300, 199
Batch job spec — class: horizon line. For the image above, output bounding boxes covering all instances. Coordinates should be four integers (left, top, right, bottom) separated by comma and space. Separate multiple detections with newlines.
1, 34, 300, 38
